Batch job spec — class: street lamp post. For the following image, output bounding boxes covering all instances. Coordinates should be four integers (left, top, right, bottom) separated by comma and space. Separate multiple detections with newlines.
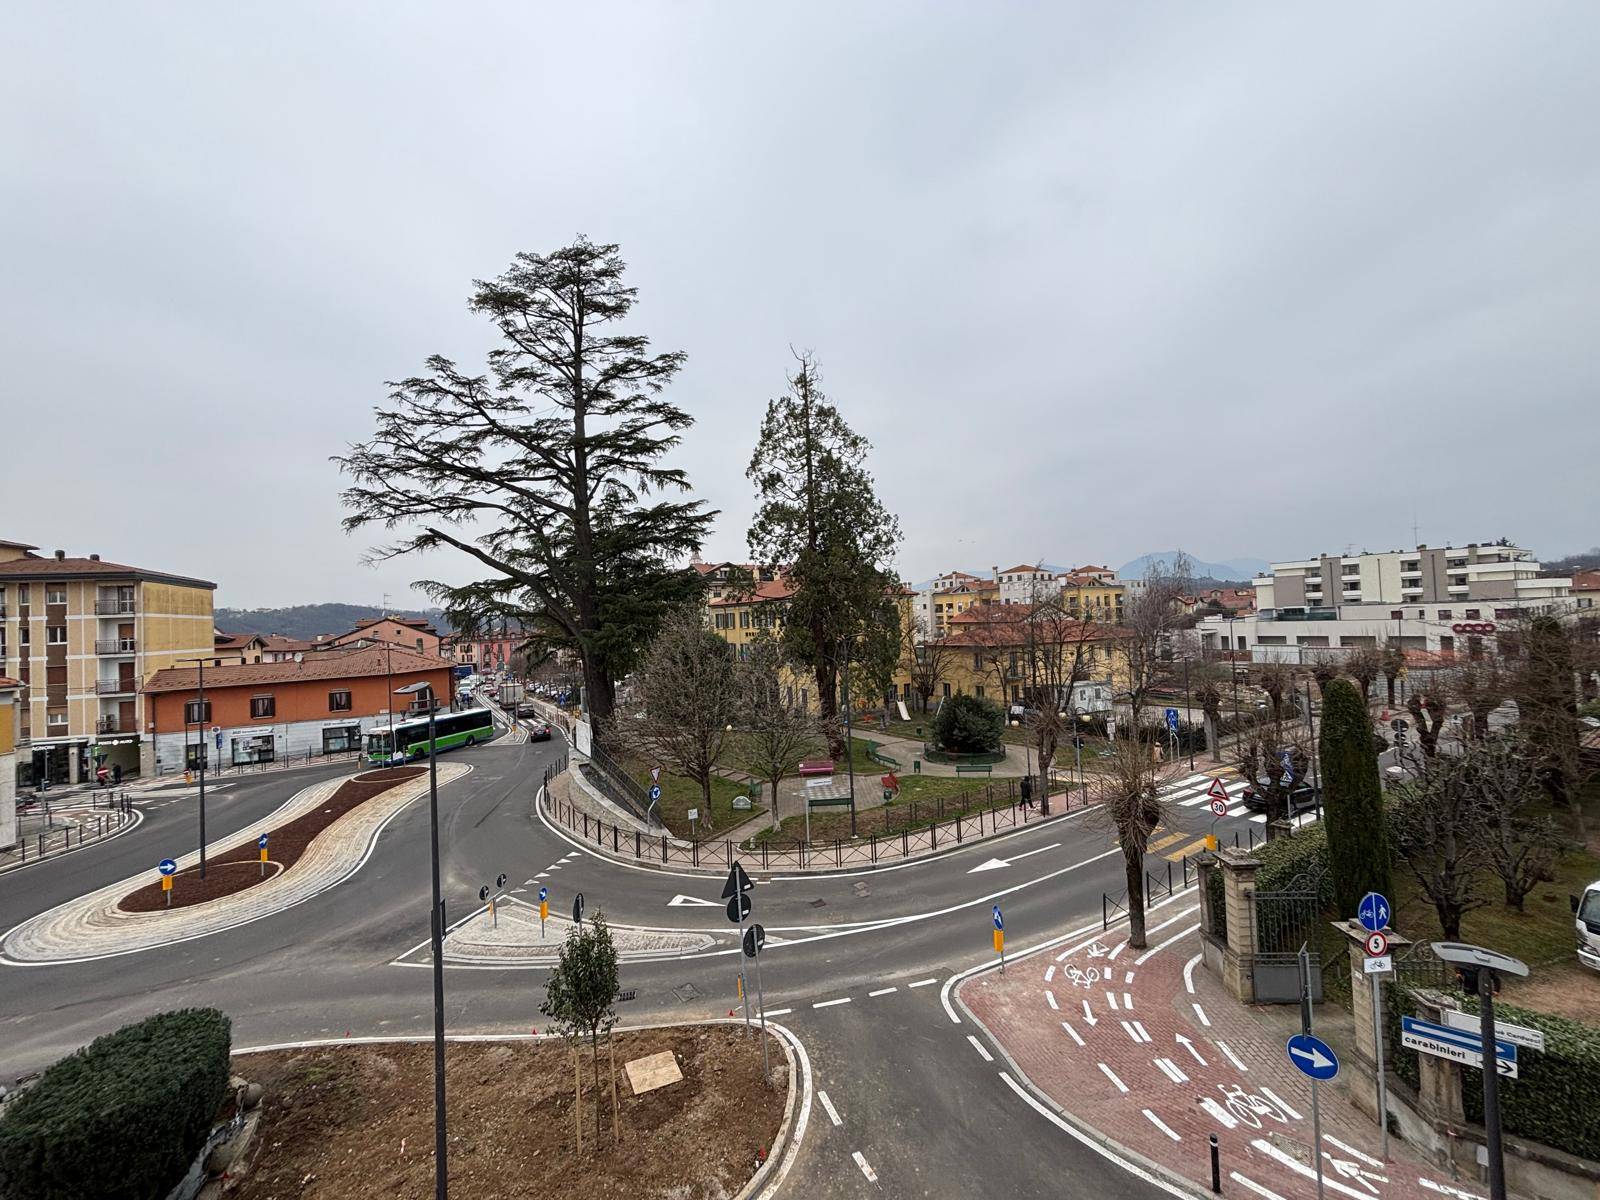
396, 679, 447, 1200
839, 639, 857, 838
176, 656, 211, 879
1183, 656, 1195, 771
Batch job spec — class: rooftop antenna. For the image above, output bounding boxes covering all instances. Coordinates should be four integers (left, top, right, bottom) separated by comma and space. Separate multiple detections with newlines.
1411, 508, 1420, 549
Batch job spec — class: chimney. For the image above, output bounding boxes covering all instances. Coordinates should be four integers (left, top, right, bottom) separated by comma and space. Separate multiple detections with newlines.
54, 549, 65, 560
89, 554, 100, 561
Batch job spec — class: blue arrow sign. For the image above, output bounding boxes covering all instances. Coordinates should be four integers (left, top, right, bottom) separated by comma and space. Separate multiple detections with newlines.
992, 905, 1004, 931
538, 886, 548, 902
1165, 707, 1180, 731
648, 784, 662, 802
1357, 891, 1391, 933
158, 858, 177, 876
1401, 1016, 1517, 1064
1287, 1033, 1339, 1080
1278, 748, 1294, 772
257, 834, 269, 849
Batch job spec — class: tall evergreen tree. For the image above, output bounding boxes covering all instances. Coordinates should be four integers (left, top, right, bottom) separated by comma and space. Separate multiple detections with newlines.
337, 237, 713, 741
1517, 615, 1582, 814
746, 354, 901, 756
1319, 677, 1392, 915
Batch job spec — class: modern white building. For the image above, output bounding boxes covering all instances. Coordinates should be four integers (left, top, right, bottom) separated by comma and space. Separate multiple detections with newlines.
1199, 542, 1571, 662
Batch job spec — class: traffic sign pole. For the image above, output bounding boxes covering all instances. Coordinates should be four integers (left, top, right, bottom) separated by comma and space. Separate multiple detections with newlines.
1374, 960, 1389, 1159
1300, 945, 1326, 1200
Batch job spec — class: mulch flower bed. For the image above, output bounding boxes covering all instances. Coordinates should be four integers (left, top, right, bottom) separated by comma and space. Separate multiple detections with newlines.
118, 767, 424, 912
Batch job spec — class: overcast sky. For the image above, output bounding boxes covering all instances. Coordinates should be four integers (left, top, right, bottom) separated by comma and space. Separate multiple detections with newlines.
6, 3, 1597, 608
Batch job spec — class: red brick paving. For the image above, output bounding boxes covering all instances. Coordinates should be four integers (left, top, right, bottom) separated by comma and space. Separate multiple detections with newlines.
961, 908, 1487, 1200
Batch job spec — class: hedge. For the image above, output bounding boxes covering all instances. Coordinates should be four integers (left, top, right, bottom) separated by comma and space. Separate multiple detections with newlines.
1389, 988, 1600, 1161
1204, 821, 1331, 941
0, 1008, 232, 1200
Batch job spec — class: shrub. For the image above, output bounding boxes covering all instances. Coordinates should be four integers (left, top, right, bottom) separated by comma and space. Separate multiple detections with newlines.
0, 1008, 232, 1200
1203, 821, 1331, 942
1320, 678, 1391, 916
933, 694, 1004, 754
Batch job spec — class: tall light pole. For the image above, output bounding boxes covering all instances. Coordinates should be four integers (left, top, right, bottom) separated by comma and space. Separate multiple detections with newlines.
839, 638, 857, 838
175, 656, 210, 879
396, 678, 447, 1200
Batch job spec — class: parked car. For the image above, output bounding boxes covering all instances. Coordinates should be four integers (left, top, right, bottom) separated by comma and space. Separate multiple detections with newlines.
1574, 881, 1600, 973
1240, 782, 1321, 814
527, 722, 553, 742
515, 702, 539, 718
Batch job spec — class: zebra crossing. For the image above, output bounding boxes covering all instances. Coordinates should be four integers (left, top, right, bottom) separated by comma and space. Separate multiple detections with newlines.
1158, 772, 1319, 831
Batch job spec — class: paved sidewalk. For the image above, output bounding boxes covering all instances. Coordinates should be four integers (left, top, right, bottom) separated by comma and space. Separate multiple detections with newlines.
962, 919, 1490, 1200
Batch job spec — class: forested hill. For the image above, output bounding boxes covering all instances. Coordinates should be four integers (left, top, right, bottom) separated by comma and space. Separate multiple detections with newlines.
214, 604, 450, 640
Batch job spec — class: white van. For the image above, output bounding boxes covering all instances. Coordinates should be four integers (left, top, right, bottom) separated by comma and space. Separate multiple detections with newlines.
1575, 881, 1600, 972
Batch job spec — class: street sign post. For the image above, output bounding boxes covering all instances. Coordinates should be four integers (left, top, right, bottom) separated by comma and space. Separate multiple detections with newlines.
1165, 708, 1180, 730
1401, 1016, 1518, 1078
1209, 796, 1228, 817
1363, 955, 1393, 975
258, 833, 269, 877
159, 857, 177, 875
724, 862, 755, 1032
1358, 891, 1391, 932
1297, 944, 1328, 1200
538, 885, 549, 938
993, 905, 1005, 972
726, 893, 751, 923
742, 922, 770, 1081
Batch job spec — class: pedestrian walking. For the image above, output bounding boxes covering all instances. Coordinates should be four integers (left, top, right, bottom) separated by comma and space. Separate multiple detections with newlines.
112, 762, 123, 785
95, 764, 109, 788
1020, 773, 1034, 811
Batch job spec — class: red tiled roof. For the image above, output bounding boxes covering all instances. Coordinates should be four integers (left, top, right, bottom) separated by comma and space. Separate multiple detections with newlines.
141, 645, 450, 694
708, 578, 795, 606
0, 676, 20, 688
0, 552, 213, 588
998, 564, 1050, 576
1572, 570, 1600, 592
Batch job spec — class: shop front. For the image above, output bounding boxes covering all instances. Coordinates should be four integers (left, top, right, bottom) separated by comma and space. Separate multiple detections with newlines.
320, 721, 364, 754
230, 732, 277, 766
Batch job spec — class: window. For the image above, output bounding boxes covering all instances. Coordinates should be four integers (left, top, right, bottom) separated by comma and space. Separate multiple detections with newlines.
184, 743, 209, 771
941, 682, 951, 699
415, 638, 423, 651
47, 711, 67, 727
1438, 610, 1452, 620
1389, 610, 1403, 620
46, 626, 66, 644
329, 689, 352, 712
46, 586, 66, 605
1465, 609, 1480, 620
322, 726, 361, 753
975, 685, 986, 698
739, 610, 751, 629
184, 699, 211, 724
973, 651, 983, 670
19, 626, 27, 646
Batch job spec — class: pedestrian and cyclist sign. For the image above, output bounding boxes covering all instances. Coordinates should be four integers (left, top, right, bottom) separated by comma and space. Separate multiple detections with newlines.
1358, 892, 1391, 933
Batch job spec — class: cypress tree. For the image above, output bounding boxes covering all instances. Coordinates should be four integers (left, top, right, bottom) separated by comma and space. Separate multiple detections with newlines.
1319, 677, 1391, 916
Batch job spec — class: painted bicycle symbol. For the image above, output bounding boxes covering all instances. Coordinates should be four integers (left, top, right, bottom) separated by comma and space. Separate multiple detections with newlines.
1084, 941, 1110, 958
1063, 964, 1102, 989
1216, 1083, 1290, 1130
1324, 1153, 1387, 1195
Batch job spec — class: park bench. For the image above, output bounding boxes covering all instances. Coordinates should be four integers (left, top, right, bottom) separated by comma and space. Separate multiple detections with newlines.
954, 764, 993, 776
798, 760, 836, 778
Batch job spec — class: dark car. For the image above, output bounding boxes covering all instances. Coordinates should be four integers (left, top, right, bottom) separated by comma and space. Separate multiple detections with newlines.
1240, 782, 1321, 815
527, 722, 553, 742
515, 702, 540, 718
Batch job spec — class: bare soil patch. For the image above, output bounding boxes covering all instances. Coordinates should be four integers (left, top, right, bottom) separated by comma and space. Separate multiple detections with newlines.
231, 1027, 786, 1200
118, 767, 423, 912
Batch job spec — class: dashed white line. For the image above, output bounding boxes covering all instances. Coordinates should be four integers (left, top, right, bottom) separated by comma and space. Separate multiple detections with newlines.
1132, 1020, 1151, 1042
1418, 1179, 1486, 1200
764, 1008, 793, 1017
966, 1034, 994, 1062
1231, 1171, 1290, 1200
1106, 991, 1120, 1011
818, 1089, 843, 1126
1259, 1085, 1303, 1121
1216, 1039, 1248, 1072
1192, 1002, 1212, 1027
1097, 1062, 1129, 1093
868, 986, 898, 997
1045, 965, 1056, 983
908, 977, 937, 988
1045, 990, 1059, 1011
852, 1150, 878, 1184
1061, 1020, 1085, 1047
1183, 952, 1202, 994
1123, 992, 1134, 1009
1153, 1056, 1189, 1083
1109, 940, 1127, 960
1124, 970, 1135, 984
1121, 1019, 1144, 1043
813, 997, 851, 1009
1142, 1108, 1182, 1141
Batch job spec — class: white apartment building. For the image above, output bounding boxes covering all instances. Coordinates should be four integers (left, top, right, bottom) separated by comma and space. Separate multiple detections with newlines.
1199, 542, 1571, 662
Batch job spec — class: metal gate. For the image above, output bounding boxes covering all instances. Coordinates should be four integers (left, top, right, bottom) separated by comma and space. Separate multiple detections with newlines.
1250, 868, 1325, 1004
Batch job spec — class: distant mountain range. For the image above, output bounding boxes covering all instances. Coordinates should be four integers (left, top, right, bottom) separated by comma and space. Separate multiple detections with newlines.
1118, 552, 1268, 584
215, 604, 451, 641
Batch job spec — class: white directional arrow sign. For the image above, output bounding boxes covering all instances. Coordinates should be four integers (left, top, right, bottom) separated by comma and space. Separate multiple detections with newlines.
1290, 1042, 1336, 1072
966, 843, 1061, 873
667, 894, 720, 907
1175, 1033, 1208, 1067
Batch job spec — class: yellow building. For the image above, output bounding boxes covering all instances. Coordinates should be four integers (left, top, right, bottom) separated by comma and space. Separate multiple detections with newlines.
931, 577, 999, 636
1059, 570, 1126, 625
1, 676, 19, 848
0, 539, 215, 782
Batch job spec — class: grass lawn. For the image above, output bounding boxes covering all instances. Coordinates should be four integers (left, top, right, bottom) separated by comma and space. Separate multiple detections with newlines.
617, 752, 764, 841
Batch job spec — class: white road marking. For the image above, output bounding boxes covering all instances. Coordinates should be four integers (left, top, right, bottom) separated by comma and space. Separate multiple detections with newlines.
1231, 1171, 1290, 1200
818, 1089, 843, 1126
1199, 1097, 1238, 1129
1097, 1062, 1129, 1093
908, 977, 937, 988
967, 842, 1062, 872
1323, 1134, 1382, 1167
1109, 940, 1127, 960
765, 1008, 793, 1016
1192, 1002, 1212, 1027
997, 1073, 1196, 1200
1124, 992, 1134, 1009
1259, 1085, 1302, 1121
1045, 990, 1059, 1010
1418, 1179, 1486, 1200
1061, 1021, 1085, 1046
868, 986, 897, 997
1121, 1020, 1144, 1043
1106, 991, 1119, 1010
562, 852, 580, 860
1045, 965, 1056, 983
1183, 953, 1201, 994
1124, 970, 1135, 984
1216, 1039, 1248, 1071
852, 1150, 877, 1184
1251, 1137, 1383, 1200
1132, 1021, 1151, 1042
1081, 1000, 1098, 1026
1154, 1056, 1189, 1083
967, 1034, 994, 1062
1142, 1108, 1182, 1141
1134, 922, 1201, 965
813, 997, 851, 1009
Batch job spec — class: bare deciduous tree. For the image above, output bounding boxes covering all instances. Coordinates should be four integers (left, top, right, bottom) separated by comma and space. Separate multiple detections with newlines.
1020, 596, 1107, 816
1231, 715, 1315, 840
1452, 657, 1510, 740
1096, 737, 1165, 949
1252, 660, 1296, 727
733, 632, 822, 834
623, 606, 737, 825
900, 612, 957, 715
1467, 735, 1567, 910
1123, 554, 1192, 731
1344, 645, 1383, 704
1392, 749, 1490, 940
1405, 685, 1449, 758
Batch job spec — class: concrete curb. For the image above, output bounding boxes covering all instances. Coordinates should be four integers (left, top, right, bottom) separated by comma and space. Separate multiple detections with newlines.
231, 1017, 810, 1200
0, 807, 144, 878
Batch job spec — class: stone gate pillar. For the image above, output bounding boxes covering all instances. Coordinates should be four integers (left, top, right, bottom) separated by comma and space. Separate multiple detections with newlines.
1217, 848, 1262, 1003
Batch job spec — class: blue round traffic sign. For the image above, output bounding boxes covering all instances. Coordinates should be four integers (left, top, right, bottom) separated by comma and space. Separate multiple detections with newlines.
538, 886, 548, 902
158, 858, 177, 876
648, 784, 662, 802
992, 905, 1004, 931
257, 834, 269, 849
1287, 1033, 1339, 1080
1357, 891, 1391, 933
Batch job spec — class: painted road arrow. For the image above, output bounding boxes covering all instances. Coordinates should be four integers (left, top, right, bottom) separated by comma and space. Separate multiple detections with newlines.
966, 843, 1061, 873
1175, 1033, 1208, 1066
667, 895, 720, 907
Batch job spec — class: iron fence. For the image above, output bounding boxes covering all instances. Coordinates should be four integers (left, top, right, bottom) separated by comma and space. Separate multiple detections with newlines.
4, 795, 135, 869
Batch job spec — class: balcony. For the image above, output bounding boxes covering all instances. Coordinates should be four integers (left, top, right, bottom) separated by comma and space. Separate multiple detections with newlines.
95, 679, 135, 695
96, 716, 132, 734
96, 638, 137, 655
94, 599, 136, 615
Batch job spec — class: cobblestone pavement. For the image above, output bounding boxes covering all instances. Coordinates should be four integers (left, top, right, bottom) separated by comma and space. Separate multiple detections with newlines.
961, 916, 1491, 1200
424, 897, 721, 965
1, 763, 469, 964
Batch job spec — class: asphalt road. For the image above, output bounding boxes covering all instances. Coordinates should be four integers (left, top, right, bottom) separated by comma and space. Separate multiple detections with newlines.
0, 735, 1265, 1197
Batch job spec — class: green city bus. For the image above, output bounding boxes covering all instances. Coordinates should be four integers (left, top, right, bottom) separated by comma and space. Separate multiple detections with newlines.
366, 707, 496, 766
